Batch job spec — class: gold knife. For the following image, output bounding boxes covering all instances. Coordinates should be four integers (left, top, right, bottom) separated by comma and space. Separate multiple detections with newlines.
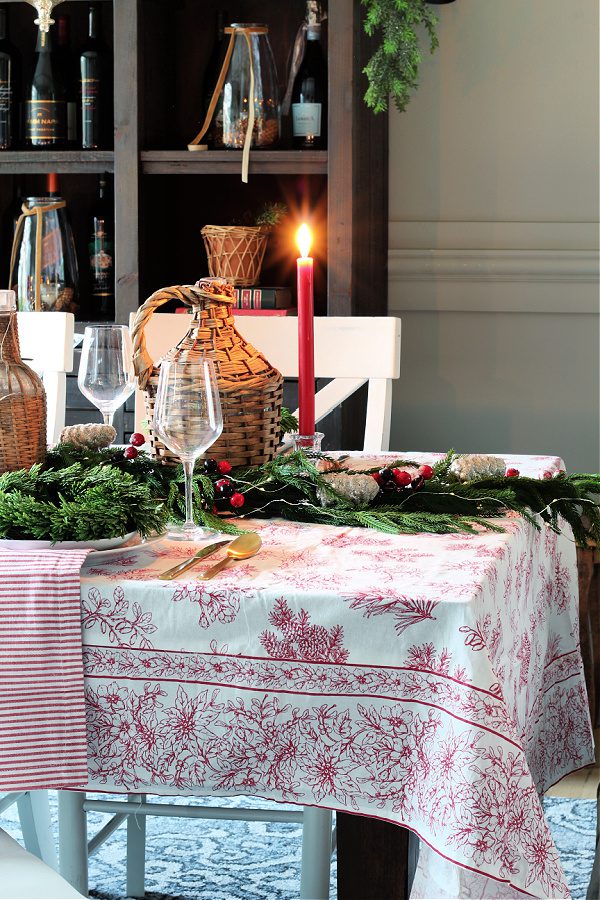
159, 540, 231, 580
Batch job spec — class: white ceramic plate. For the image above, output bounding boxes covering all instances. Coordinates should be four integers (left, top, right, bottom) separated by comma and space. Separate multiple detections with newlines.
0, 532, 139, 552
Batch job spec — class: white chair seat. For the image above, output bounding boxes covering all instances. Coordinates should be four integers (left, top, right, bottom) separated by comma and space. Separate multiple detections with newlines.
0, 828, 85, 899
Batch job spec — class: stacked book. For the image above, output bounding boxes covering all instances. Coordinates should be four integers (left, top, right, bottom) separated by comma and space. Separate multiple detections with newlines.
232, 287, 296, 316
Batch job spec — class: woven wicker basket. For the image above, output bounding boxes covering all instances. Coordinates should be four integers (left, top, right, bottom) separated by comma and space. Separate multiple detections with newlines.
201, 225, 270, 287
0, 309, 46, 474
131, 279, 283, 467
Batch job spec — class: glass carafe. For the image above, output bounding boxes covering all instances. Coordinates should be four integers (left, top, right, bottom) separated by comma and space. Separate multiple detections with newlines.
9, 194, 79, 313
213, 24, 280, 149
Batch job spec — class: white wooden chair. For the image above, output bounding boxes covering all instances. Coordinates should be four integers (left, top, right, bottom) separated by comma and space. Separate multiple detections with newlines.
58, 313, 401, 900
0, 828, 84, 899
16, 311, 74, 446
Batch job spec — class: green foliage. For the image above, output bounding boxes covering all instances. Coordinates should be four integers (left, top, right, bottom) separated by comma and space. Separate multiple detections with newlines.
1, 444, 598, 547
280, 406, 299, 435
254, 202, 288, 228
362, 0, 439, 113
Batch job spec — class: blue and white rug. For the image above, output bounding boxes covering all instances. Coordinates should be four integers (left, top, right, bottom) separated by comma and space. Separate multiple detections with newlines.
0, 794, 595, 899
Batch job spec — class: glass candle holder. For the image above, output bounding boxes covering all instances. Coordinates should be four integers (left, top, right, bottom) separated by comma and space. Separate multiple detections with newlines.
291, 432, 324, 454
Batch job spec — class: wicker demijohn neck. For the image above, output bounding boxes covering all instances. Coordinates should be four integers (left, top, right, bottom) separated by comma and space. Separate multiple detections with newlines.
0, 311, 47, 474
132, 279, 283, 467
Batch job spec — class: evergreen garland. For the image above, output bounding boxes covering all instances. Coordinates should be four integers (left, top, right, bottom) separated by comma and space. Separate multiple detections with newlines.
0, 445, 598, 547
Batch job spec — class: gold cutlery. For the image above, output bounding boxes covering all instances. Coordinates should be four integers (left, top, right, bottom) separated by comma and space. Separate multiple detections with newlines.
199, 533, 262, 580
159, 540, 231, 580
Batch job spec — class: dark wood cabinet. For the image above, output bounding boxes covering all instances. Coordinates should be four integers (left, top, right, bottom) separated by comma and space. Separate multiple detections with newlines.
0, 0, 388, 443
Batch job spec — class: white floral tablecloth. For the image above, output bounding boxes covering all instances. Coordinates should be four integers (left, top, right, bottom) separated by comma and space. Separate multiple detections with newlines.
78, 453, 594, 899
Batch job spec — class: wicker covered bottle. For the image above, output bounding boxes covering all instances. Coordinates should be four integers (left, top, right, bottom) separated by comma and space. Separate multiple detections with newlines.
132, 278, 283, 467
0, 289, 46, 473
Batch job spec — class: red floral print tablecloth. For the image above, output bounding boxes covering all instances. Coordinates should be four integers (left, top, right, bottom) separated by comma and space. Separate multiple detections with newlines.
78, 453, 593, 899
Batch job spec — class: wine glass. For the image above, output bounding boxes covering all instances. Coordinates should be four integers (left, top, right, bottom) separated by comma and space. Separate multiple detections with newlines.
153, 357, 223, 541
78, 325, 136, 427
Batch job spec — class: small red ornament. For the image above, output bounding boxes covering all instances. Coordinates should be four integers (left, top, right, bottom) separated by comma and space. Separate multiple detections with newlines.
418, 464, 434, 480
542, 470, 553, 480
392, 469, 412, 487
217, 460, 232, 475
371, 472, 383, 486
230, 492, 245, 509
129, 432, 145, 447
506, 467, 520, 478
124, 446, 138, 460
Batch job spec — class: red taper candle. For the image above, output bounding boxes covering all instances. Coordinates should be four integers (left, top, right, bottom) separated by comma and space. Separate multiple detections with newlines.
296, 224, 315, 436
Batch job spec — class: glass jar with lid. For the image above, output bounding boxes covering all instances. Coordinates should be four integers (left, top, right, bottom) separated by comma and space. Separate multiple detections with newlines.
212, 24, 280, 150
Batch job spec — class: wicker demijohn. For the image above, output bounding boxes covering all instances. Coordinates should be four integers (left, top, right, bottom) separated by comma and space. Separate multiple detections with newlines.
201, 225, 270, 287
131, 278, 283, 467
0, 290, 46, 474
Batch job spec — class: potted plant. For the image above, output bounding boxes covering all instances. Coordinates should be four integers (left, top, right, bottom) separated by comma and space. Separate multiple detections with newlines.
201, 202, 287, 287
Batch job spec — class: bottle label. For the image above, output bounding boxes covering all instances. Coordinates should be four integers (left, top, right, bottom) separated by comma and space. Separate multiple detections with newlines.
292, 102, 321, 138
26, 100, 66, 144
0, 79, 11, 114
89, 235, 114, 296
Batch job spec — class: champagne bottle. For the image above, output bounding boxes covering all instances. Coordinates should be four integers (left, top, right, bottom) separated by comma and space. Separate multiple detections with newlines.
25, 26, 67, 147
291, 1, 327, 150
80, 4, 110, 149
56, 14, 77, 147
0, 8, 20, 150
89, 174, 114, 320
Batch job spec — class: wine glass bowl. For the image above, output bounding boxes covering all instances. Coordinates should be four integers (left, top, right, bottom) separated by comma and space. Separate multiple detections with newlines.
77, 325, 136, 428
153, 357, 223, 541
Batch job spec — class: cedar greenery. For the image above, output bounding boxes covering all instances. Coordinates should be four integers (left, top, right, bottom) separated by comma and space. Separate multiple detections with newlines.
0, 446, 598, 547
362, 0, 439, 113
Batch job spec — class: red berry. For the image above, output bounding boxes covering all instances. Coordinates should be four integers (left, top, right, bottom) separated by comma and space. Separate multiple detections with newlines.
542, 470, 553, 480
392, 469, 412, 487
418, 464, 434, 480
230, 492, 245, 509
506, 467, 519, 478
371, 472, 383, 486
129, 432, 145, 447
217, 460, 232, 475
123, 446, 138, 460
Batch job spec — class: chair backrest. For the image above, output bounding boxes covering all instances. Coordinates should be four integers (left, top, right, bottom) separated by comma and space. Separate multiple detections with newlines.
130, 313, 401, 451
16, 312, 74, 446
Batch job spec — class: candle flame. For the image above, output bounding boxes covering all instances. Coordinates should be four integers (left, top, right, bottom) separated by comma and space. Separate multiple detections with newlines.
296, 224, 312, 258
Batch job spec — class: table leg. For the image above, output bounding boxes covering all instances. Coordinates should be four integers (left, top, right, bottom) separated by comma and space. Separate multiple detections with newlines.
300, 807, 333, 899
577, 546, 596, 724
58, 790, 88, 898
337, 812, 409, 900
126, 793, 147, 899
16, 790, 57, 868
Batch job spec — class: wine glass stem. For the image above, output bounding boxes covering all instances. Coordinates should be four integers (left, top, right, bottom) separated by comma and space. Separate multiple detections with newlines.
183, 459, 195, 529
102, 412, 114, 427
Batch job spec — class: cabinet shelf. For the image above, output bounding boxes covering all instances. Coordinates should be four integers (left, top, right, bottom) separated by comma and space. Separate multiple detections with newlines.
140, 150, 328, 176
0, 151, 114, 175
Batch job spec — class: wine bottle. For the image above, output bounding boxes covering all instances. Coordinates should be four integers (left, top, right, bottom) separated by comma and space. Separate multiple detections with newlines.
80, 4, 110, 150
0, 8, 20, 150
56, 14, 77, 147
25, 26, 67, 147
89, 174, 114, 320
291, 2, 327, 150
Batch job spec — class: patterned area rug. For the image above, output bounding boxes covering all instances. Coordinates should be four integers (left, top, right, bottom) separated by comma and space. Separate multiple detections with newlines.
0, 794, 594, 899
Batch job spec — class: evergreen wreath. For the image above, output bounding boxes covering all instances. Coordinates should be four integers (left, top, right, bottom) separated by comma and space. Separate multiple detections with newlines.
0, 445, 598, 547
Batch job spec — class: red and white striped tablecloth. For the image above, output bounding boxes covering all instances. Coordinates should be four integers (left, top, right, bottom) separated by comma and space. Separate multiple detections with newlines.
0, 550, 90, 790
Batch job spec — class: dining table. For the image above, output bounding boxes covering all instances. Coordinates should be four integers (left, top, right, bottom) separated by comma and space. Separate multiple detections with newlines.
1, 451, 595, 900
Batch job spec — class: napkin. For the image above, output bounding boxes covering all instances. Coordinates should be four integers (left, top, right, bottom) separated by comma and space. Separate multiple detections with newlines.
0, 550, 90, 790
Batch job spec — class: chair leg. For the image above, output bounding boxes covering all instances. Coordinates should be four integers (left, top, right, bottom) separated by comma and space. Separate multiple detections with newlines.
58, 790, 88, 898
16, 790, 58, 868
126, 793, 147, 899
300, 807, 332, 900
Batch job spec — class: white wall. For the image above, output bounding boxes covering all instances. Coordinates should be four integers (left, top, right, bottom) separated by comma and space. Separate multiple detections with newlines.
388, 0, 599, 471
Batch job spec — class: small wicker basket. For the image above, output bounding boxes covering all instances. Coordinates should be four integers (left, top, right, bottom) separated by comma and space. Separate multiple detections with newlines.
131, 279, 283, 468
201, 224, 270, 287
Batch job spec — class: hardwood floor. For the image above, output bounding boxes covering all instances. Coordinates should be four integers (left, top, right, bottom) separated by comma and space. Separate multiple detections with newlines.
545, 728, 600, 800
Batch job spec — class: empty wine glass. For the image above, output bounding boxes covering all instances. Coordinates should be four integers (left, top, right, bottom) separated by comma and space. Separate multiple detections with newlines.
78, 325, 136, 427
153, 357, 223, 541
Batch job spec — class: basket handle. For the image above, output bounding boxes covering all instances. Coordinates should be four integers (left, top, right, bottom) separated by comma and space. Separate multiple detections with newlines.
131, 285, 201, 390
